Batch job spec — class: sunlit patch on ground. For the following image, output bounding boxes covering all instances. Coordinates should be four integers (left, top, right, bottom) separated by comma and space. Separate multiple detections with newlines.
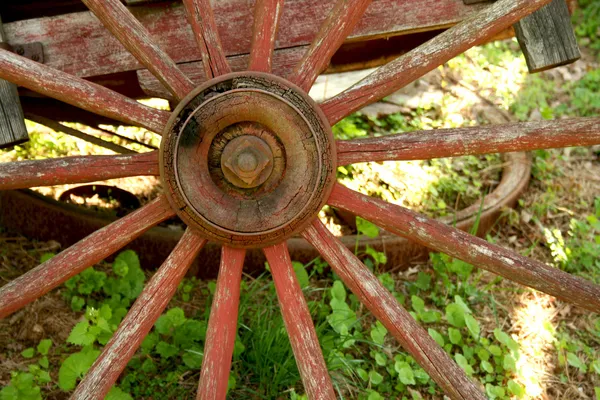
510, 286, 557, 397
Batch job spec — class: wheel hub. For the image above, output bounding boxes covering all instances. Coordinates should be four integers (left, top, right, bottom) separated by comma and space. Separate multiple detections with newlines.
160, 72, 336, 248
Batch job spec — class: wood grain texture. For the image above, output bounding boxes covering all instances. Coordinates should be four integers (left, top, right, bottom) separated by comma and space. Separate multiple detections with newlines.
0, 151, 159, 190
26, 113, 135, 155
197, 247, 245, 400
336, 117, 600, 165
183, 0, 231, 78
288, 0, 373, 91
302, 220, 485, 400
82, 0, 194, 100
0, 196, 175, 319
248, 0, 284, 72
0, 49, 169, 133
72, 229, 206, 400
4, 0, 490, 80
513, 0, 580, 73
263, 243, 336, 400
321, 0, 554, 124
329, 184, 600, 313
0, 14, 29, 149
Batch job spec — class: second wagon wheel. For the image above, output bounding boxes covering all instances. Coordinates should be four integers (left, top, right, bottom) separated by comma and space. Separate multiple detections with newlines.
1, 0, 600, 398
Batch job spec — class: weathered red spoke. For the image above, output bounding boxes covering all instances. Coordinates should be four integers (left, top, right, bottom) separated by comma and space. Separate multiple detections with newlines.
329, 184, 600, 313
337, 117, 600, 165
0, 196, 175, 319
0, 49, 169, 134
0, 151, 159, 190
303, 220, 485, 400
320, 0, 553, 124
72, 229, 206, 400
248, 0, 285, 72
82, 0, 195, 101
197, 247, 245, 400
182, 0, 231, 79
288, 0, 373, 92
263, 243, 336, 399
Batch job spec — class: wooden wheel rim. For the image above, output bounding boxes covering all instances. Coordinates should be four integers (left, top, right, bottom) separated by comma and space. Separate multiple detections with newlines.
160, 72, 336, 248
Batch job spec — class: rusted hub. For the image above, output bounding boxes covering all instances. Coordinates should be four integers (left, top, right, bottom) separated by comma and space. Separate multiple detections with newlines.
160, 72, 336, 248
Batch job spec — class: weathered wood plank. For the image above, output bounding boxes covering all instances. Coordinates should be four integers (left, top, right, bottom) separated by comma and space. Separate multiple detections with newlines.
264, 243, 336, 400
302, 220, 486, 400
197, 247, 245, 400
321, 0, 554, 125
336, 117, 600, 165
513, 0, 580, 73
4, 0, 490, 79
0, 151, 159, 190
0, 14, 28, 149
0, 196, 175, 319
73, 229, 206, 400
328, 183, 600, 313
82, 0, 195, 100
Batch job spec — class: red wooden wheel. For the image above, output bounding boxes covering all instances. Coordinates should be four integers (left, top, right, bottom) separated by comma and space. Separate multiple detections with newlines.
1, 0, 600, 398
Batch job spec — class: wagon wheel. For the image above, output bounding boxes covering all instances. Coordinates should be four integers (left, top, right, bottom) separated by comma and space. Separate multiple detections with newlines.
1, 0, 600, 398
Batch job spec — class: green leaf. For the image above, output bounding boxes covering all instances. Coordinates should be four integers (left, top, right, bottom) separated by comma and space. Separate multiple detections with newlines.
370, 321, 387, 346
58, 349, 101, 390
70, 296, 85, 312
173, 320, 207, 347
481, 360, 494, 374
591, 359, 600, 375
454, 295, 472, 314
419, 310, 441, 323
36, 339, 52, 356
427, 328, 444, 347
369, 370, 383, 386
374, 352, 387, 367
331, 280, 346, 301
182, 346, 204, 369
112, 259, 129, 277
292, 261, 310, 288
156, 341, 179, 359
454, 354, 474, 375
413, 272, 431, 290
357, 217, 380, 238
21, 348, 35, 358
37, 370, 51, 384
155, 307, 186, 335
448, 328, 462, 345
567, 352, 587, 373
488, 345, 502, 357
105, 386, 133, 400
396, 363, 416, 385
477, 348, 490, 362
357, 368, 369, 381
38, 356, 49, 369
411, 296, 425, 314
445, 303, 466, 328
67, 320, 96, 346
503, 354, 517, 372
485, 384, 506, 399
367, 391, 384, 400
464, 314, 480, 339
508, 380, 525, 398
141, 331, 158, 353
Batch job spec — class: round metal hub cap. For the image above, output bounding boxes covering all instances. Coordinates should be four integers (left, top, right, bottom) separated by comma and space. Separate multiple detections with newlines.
160, 72, 336, 248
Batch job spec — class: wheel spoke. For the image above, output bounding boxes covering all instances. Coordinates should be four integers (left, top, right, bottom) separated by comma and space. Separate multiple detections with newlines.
182, 0, 231, 79
72, 229, 206, 400
329, 183, 600, 313
0, 49, 169, 133
0, 196, 175, 319
288, 0, 373, 92
320, 0, 553, 124
26, 113, 136, 155
0, 151, 159, 190
263, 243, 336, 399
197, 246, 245, 400
302, 220, 485, 400
248, 0, 285, 73
82, 0, 195, 101
337, 117, 600, 165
